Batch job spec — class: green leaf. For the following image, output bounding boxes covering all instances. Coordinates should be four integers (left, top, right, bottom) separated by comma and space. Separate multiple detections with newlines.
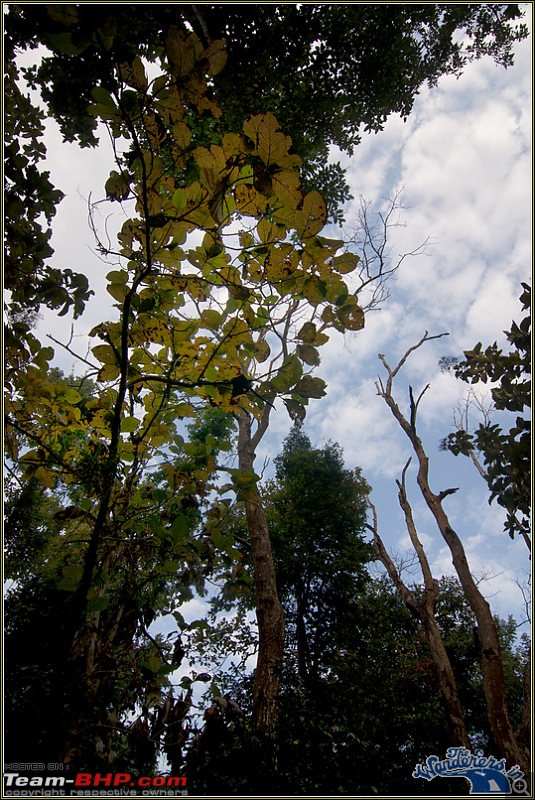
106, 269, 128, 284
332, 252, 360, 274
105, 170, 130, 201
297, 322, 318, 343
87, 596, 110, 612
107, 282, 127, 302
172, 188, 188, 211
269, 354, 303, 392
63, 387, 82, 404
337, 302, 365, 331
121, 416, 140, 433
91, 86, 117, 108
92, 344, 118, 364
170, 515, 189, 538
283, 398, 307, 423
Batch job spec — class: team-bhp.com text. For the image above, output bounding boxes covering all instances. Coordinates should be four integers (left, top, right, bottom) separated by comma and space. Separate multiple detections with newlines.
4, 773, 187, 795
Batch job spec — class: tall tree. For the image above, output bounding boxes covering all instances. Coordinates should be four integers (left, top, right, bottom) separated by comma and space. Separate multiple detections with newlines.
266, 427, 371, 687
368, 474, 471, 751
183, 431, 528, 794
4, 25, 366, 766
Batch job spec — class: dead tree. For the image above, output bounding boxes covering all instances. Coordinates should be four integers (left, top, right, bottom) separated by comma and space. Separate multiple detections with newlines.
375, 332, 530, 775
367, 469, 470, 749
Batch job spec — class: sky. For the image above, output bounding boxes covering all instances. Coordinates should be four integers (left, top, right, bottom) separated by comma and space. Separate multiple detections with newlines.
15, 7, 532, 628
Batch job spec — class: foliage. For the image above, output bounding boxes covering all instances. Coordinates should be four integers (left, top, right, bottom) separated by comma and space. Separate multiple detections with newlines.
185, 432, 528, 794
266, 427, 372, 684
4, 21, 366, 768
440, 284, 531, 542
6, 4, 528, 221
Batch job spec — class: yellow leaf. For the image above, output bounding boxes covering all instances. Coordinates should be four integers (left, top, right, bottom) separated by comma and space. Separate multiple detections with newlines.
193, 146, 217, 171
263, 244, 299, 281
234, 184, 268, 216
295, 190, 327, 239
172, 121, 192, 150
90, 409, 112, 430
243, 112, 292, 166
222, 133, 246, 159
271, 169, 302, 210
34, 466, 56, 488
257, 217, 287, 243
165, 26, 196, 78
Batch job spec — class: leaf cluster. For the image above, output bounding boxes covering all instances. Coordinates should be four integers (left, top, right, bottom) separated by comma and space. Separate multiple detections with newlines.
441, 284, 531, 540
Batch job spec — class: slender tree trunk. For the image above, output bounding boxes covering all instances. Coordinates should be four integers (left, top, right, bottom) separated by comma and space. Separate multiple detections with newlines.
368, 495, 470, 748
237, 411, 285, 765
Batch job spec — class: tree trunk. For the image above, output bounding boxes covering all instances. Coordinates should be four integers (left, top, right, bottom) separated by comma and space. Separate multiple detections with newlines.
421, 611, 471, 748
369, 494, 470, 748
237, 411, 285, 761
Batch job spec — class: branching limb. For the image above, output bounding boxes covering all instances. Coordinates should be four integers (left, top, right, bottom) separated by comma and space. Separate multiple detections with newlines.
346, 190, 433, 312
365, 493, 420, 618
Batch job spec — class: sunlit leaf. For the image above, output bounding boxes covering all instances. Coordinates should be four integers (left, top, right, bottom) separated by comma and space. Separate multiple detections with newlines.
243, 112, 293, 166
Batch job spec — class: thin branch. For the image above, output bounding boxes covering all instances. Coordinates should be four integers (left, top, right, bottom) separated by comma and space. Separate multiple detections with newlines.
47, 333, 99, 370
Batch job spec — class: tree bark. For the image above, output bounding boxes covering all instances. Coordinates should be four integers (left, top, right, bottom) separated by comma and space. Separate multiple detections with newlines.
376, 334, 530, 775
368, 493, 470, 749
237, 410, 285, 753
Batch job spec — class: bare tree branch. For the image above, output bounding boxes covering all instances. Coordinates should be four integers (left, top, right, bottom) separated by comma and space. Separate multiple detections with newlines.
345, 190, 433, 312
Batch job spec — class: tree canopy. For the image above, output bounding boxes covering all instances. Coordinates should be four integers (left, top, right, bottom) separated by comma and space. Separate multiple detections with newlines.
6, 3, 528, 220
